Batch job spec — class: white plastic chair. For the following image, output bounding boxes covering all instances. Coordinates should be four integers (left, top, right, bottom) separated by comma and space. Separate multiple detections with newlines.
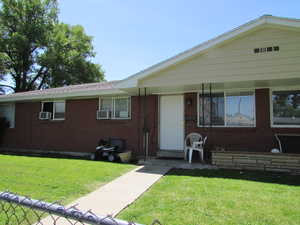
184, 133, 202, 160
188, 136, 207, 164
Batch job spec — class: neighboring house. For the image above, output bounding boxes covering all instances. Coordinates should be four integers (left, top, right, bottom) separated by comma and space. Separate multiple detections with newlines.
0, 15, 300, 165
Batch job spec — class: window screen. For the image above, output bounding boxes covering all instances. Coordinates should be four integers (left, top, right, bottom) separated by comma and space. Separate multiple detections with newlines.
199, 93, 225, 126
226, 92, 255, 126
114, 98, 130, 118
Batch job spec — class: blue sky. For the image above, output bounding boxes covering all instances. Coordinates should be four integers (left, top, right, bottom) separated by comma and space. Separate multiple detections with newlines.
59, 0, 300, 81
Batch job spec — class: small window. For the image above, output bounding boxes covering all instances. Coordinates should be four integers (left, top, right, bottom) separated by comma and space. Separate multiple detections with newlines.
99, 98, 113, 118
43, 102, 53, 114
53, 102, 65, 120
98, 97, 131, 119
114, 97, 130, 119
273, 46, 279, 51
41, 101, 65, 120
272, 90, 300, 126
0, 104, 15, 128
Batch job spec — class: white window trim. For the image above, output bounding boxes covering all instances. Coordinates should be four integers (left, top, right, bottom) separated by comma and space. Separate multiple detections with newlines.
197, 90, 256, 128
98, 97, 114, 120
98, 96, 131, 120
270, 88, 300, 128
41, 100, 66, 121
0, 103, 15, 128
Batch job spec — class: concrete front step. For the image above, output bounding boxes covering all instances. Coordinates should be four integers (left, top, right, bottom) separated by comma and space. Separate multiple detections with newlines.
157, 150, 185, 158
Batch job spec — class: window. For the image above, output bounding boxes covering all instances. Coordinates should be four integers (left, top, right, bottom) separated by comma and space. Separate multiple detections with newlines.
114, 98, 130, 118
53, 102, 65, 120
41, 101, 65, 120
198, 91, 255, 127
272, 90, 300, 126
199, 93, 224, 126
98, 97, 130, 119
226, 92, 255, 126
99, 98, 113, 118
0, 104, 15, 128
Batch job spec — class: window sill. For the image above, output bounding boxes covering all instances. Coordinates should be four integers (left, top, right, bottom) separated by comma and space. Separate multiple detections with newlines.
39, 119, 65, 122
96, 118, 131, 121
197, 125, 256, 128
271, 125, 300, 128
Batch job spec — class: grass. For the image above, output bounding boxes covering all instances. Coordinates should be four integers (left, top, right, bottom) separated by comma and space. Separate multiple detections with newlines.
119, 169, 300, 225
0, 154, 136, 223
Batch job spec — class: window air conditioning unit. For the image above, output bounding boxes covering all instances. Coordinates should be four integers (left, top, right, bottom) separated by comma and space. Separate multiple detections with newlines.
39, 112, 52, 120
97, 110, 109, 119
119, 111, 128, 118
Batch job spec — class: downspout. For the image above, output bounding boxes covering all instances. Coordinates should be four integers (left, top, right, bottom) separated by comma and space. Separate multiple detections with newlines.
202, 84, 205, 127
143, 87, 149, 161
138, 88, 141, 157
209, 83, 212, 128
209, 83, 213, 162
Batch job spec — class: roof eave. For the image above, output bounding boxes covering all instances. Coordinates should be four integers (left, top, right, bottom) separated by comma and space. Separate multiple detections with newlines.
0, 89, 126, 103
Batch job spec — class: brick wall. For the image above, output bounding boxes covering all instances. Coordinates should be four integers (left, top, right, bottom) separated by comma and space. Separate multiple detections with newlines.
184, 88, 300, 155
1, 95, 158, 158
2, 88, 300, 159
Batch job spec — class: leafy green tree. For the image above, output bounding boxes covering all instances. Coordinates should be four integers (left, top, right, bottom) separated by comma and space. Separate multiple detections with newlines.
0, 0, 104, 93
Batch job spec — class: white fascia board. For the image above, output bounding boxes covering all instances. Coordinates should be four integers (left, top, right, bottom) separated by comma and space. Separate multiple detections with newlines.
0, 89, 126, 103
116, 15, 300, 89
267, 16, 300, 28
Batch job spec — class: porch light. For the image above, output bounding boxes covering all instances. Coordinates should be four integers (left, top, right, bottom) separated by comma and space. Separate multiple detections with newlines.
186, 98, 193, 106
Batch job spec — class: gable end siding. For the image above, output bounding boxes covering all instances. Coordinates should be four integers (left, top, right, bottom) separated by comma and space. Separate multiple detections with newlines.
140, 28, 300, 87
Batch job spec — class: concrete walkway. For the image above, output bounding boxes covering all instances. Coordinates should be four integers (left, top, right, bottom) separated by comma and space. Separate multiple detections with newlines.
38, 165, 170, 224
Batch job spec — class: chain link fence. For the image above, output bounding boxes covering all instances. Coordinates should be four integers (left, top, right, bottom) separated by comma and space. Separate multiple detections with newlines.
0, 191, 161, 225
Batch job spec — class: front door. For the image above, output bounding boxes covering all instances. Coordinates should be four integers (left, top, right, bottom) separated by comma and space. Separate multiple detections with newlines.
160, 95, 184, 151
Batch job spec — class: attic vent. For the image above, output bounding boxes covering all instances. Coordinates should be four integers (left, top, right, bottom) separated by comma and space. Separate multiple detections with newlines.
254, 46, 279, 54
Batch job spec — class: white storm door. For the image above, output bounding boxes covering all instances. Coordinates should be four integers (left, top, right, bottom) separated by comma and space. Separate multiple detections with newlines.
160, 95, 184, 151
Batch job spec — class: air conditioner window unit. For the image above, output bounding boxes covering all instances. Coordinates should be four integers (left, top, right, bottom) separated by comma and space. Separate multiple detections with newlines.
97, 110, 109, 119
119, 111, 129, 118
39, 112, 52, 120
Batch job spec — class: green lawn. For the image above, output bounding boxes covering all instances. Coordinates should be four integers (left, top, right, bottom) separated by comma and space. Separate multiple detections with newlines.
0, 154, 136, 223
119, 169, 300, 225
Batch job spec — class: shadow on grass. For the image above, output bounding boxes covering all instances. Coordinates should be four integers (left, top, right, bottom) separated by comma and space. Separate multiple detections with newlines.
167, 168, 300, 186
0, 152, 136, 166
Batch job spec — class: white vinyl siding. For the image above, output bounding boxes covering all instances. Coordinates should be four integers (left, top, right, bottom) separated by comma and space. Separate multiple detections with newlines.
0, 104, 15, 128
140, 28, 300, 87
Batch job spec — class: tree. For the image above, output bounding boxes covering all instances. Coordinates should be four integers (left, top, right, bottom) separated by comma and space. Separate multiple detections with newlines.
0, 0, 104, 93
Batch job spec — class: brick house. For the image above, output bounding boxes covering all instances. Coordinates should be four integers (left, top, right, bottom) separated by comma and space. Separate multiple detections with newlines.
0, 15, 300, 169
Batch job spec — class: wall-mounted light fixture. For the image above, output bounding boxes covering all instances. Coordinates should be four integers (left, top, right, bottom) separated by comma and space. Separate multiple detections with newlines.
186, 98, 193, 106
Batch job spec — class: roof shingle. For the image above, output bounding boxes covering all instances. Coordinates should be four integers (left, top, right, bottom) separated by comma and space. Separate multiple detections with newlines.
0, 80, 120, 102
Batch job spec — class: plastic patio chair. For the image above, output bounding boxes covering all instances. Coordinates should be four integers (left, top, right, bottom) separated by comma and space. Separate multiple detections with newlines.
184, 133, 202, 160
188, 135, 207, 163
